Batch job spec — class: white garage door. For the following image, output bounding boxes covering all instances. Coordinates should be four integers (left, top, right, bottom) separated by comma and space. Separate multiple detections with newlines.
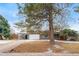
29, 34, 40, 40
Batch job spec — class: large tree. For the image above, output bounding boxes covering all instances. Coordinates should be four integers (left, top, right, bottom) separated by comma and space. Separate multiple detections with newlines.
0, 15, 10, 39
17, 3, 70, 50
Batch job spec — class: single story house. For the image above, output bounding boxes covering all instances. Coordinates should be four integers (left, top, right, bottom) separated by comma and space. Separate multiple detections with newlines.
18, 31, 50, 40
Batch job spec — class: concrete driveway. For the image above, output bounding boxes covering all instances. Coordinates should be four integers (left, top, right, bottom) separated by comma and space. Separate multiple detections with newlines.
0, 40, 27, 53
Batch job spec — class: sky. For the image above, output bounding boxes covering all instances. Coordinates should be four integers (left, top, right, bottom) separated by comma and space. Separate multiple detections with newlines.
0, 3, 79, 33
0, 3, 21, 33
67, 4, 79, 31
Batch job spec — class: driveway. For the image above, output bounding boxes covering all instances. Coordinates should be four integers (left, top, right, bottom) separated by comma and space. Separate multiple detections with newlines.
0, 40, 27, 53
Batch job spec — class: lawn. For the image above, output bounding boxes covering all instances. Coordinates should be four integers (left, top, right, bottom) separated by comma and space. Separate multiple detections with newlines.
61, 43, 79, 53
10, 40, 50, 53
10, 40, 79, 53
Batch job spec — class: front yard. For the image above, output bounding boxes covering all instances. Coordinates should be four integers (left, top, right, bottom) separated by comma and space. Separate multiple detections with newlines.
10, 40, 50, 53
9, 40, 79, 54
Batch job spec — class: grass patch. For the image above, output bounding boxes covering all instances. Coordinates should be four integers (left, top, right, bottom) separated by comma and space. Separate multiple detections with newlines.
10, 40, 79, 53
11, 40, 50, 53
61, 43, 79, 53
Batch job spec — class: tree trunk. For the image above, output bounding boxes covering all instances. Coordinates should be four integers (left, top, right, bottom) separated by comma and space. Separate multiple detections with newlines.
48, 19, 55, 45
48, 17, 55, 47
48, 8, 55, 50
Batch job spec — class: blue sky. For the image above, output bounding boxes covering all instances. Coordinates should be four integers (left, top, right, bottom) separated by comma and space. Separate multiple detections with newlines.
67, 4, 79, 31
0, 3, 79, 33
0, 4, 18, 24
0, 3, 21, 33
